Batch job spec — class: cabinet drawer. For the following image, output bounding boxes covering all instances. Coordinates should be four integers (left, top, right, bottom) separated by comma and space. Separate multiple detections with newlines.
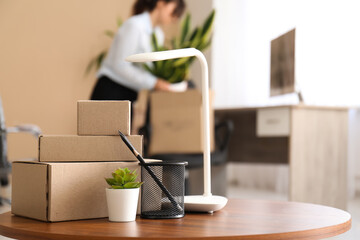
256, 107, 290, 137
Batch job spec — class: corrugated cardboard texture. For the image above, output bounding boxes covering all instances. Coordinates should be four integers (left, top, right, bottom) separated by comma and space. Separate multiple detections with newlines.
77, 100, 131, 136
11, 162, 48, 221
11, 161, 144, 222
149, 90, 214, 155
39, 135, 142, 162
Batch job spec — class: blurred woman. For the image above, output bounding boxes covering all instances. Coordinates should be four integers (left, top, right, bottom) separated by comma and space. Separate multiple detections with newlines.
91, 0, 186, 103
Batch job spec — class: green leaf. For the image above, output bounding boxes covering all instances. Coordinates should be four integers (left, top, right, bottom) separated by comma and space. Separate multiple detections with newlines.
105, 178, 116, 186
198, 37, 212, 51
151, 33, 159, 51
173, 57, 190, 67
180, 13, 191, 44
189, 27, 199, 42
190, 27, 203, 48
85, 50, 107, 76
104, 30, 115, 38
162, 60, 175, 79
201, 10, 215, 40
111, 185, 124, 189
123, 182, 141, 188
96, 51, 106, 69
116, 17, 123, 27
115, 168, 125, 177
168, 68, 184, 83
124, 173, 135, 183
130, 174, 137, 182
114, 174, 124, 185
85, 59, 95, 76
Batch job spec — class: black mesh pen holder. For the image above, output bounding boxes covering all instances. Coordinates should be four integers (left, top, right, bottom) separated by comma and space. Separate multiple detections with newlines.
141, 161, 188, 219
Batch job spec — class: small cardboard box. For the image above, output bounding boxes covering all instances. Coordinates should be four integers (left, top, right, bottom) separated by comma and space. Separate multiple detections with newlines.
39, 135, 142, 162
149, 90, 214, 155
11, 161, 144, 222
77, 100, 131, 136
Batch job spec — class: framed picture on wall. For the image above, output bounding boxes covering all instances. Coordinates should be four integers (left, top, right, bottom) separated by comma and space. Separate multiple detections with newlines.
270, 28, 295, 96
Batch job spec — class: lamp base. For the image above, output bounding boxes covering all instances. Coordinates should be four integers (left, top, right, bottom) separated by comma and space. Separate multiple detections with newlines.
184, 195, 228, 213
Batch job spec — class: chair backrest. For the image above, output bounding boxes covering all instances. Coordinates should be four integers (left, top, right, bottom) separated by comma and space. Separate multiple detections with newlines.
0, 96, 5, 131
0, 96, 9, 175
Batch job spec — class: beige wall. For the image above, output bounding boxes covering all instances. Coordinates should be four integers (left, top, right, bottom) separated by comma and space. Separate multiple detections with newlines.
0, 0, 213, 161
0, 0, 135, 160
184, 0, 214, 89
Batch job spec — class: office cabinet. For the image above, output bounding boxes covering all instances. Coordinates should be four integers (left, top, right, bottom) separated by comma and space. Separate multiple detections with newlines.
216, 105, 348, 209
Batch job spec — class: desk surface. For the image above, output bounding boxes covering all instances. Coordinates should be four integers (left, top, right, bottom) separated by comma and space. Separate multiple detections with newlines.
215, 104, 351, 112
0, 199, 351, 240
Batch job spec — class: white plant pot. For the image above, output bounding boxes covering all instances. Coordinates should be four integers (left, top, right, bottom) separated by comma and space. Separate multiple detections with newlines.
106, 188, 140, 222
169, 81, 188, 92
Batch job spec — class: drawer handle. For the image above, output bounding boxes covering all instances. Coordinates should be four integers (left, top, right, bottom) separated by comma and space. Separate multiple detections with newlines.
266, 118, 280, 124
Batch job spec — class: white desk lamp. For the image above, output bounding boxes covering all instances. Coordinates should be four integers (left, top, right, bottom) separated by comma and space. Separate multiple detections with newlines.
126, 48, 228, 213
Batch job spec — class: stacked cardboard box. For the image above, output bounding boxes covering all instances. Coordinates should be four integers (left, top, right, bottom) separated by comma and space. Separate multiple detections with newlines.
12, 101, 145, 222
148, 90, 215, 155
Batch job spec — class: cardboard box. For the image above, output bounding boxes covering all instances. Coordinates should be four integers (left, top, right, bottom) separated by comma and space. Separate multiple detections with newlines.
39, 135, 142, 162
11, 161, 145, 222
132, 90, 149, 134
149, 90, 214, 155
77, 100, 131, 136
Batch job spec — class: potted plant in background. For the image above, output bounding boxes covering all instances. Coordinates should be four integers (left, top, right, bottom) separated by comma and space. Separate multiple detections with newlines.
105, 167, 143, 222
85, 10, 215, 81
143, 10, 215, 85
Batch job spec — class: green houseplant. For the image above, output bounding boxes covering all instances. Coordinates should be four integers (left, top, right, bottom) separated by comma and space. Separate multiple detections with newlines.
144, 10, 215, 83
86, 10, 215, 83
105, 167, 143, 222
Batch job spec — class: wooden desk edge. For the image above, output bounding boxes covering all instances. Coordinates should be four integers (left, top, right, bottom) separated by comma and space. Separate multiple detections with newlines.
0, 212, 352, 240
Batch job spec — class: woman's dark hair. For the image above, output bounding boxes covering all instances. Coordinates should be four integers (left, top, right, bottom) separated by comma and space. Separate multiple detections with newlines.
133, 0, 185, 18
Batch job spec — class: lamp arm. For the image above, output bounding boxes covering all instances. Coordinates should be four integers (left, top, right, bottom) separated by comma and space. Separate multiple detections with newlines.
193, 50, 212, 197
125, 48, 213, 197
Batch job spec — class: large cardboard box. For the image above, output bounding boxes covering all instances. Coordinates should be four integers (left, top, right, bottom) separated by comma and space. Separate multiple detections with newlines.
149, 90, 214, 155
77, 100, 131, 136
11, 161, 144, 222
39, 135, 142, 162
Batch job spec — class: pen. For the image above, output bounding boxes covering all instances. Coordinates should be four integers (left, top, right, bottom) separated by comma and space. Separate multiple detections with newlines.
118, 130, 183, 212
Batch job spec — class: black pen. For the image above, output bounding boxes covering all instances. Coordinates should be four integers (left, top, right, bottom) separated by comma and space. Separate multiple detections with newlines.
118, 130, 183, 212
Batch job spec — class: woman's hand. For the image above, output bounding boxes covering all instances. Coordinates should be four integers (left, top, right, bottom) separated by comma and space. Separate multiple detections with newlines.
154, 79, 171, 91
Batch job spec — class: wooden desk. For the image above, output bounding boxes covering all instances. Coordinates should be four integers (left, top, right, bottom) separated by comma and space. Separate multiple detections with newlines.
0, 199, 351, 240
216, 105, 349, 209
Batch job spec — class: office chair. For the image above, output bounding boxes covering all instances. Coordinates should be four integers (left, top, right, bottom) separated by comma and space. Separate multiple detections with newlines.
0, 97, 41, 205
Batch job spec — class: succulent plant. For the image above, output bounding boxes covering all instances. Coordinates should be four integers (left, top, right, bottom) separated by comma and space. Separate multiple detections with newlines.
105, 167, 143, 189
143, 10, 215, 83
